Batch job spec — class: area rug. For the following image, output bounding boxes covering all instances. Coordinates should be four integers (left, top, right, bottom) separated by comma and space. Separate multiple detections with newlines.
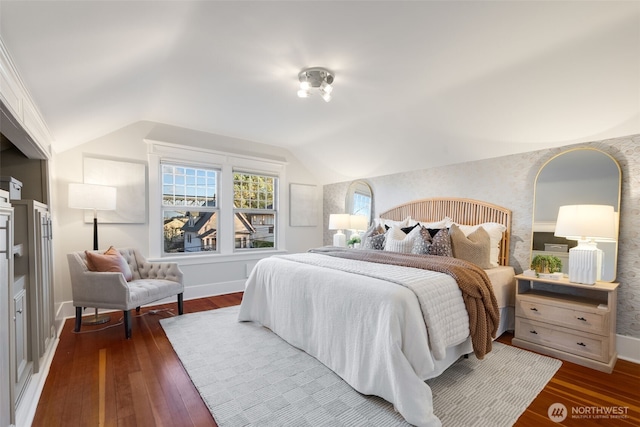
160, 306, 561, 427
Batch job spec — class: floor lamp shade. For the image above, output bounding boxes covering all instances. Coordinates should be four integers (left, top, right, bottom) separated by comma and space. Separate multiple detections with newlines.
68, 183, 117, 250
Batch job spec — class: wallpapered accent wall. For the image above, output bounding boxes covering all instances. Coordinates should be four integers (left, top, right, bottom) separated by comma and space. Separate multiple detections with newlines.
323, 134, 640, 338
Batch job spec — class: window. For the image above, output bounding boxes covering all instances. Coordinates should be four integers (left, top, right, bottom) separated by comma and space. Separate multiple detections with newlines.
162, 163, 219, 254
233, 172, 277, 249
148, 140, 285, 258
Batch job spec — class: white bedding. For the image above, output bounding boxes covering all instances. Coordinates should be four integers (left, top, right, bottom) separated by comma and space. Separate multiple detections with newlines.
238, 253, 514, 427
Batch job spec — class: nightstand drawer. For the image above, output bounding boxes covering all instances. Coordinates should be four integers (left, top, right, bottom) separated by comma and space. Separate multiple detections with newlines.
515, 318, 609, 362
516, 298, 606, 335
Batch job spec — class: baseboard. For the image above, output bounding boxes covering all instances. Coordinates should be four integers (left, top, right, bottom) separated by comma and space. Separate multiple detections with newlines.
56, 279, 246, 320
616, 334, 640, 364
15, 337, 58, 427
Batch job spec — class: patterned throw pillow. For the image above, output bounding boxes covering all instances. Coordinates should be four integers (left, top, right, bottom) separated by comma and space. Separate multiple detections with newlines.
365, 233, 386, 250
384, 225, 421, 253
411, 226, 432, 254
450, 223, 492, 268
361, 224, 383, 240
427, 228, 453, 257
361, 224, 385, 250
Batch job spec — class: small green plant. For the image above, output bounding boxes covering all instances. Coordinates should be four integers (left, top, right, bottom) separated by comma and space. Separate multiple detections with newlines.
347, 234, 361, 247
531, 254, 562, 274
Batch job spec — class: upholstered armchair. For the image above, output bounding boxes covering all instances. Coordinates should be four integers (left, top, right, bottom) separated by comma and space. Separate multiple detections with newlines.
67, 247, 184, 338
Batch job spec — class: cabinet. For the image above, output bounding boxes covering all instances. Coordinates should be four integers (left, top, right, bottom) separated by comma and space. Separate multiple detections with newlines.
12, 200, 55, 410
513, 274, 618, 373
0, 191, 13, 427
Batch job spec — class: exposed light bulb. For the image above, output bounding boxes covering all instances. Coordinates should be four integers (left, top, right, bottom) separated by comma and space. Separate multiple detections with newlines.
320, 81, 333, 94
300, 81, 310, 91
321, 91, 332, 102
297, 89, 310, 98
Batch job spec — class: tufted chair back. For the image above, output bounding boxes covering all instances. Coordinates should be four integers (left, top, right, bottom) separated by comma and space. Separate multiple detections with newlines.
68, 248, 184, 339
115, 248, 183, 283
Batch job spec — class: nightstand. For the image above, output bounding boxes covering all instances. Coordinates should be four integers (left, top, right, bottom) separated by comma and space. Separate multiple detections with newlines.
512, 274, 618, 373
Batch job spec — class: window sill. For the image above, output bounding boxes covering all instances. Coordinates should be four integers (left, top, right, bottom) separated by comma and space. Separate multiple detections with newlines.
150, 249, 288, 266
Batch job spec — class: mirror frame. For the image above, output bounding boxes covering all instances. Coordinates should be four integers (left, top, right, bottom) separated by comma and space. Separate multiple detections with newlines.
345, 180, 373, 225
531, 147, 621, 282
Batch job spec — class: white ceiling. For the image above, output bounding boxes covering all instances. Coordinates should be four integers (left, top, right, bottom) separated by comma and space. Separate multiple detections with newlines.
1, 1, 638, 184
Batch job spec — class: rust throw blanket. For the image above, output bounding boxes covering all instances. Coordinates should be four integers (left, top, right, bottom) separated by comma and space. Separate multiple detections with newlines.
309, 247, 500, 359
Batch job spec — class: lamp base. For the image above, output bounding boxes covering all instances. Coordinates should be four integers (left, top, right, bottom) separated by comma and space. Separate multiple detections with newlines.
82, 308, 111, 326
333, 231, 346, 247
568, 241, 601, 285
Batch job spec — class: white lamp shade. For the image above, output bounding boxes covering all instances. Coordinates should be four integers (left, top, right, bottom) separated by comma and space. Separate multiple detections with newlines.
350, 214, 368, 231
329, 214, 351, 230
68, 183, 117, 211
554, 205, 616, 241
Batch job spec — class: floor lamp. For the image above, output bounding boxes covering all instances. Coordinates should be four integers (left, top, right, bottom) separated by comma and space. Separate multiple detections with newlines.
68, 182, 117, 325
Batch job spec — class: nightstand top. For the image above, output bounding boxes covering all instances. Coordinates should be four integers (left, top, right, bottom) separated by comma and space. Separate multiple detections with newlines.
514, 274, 619, 291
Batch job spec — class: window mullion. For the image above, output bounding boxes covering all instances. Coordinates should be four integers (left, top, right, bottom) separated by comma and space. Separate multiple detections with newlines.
218, 164, 235, 254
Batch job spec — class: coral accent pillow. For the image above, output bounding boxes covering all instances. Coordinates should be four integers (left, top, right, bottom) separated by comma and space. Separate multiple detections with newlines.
85, 246, 133, 281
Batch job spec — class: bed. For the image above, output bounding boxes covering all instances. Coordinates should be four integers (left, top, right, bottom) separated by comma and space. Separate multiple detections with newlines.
238, 198, 515, 427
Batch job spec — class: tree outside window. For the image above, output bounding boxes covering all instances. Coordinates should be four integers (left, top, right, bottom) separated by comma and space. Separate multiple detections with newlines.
233, 172, 277, 249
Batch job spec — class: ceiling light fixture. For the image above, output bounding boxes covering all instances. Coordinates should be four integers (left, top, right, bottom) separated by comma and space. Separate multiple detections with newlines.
297, 67, 334, 102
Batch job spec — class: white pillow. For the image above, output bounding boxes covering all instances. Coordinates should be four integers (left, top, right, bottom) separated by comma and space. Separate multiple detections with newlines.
420, 216, 454, 229
455, 222, 506, 267
384, 225, 422, 253
374, 216, 412, 229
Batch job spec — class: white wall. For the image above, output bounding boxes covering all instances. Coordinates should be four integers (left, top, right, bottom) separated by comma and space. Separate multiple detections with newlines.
50, 121, 323, 318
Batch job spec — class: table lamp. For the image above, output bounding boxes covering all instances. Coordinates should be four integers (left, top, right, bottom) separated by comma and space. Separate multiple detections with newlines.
554, 204, 616, 285
329, 213, 350, 247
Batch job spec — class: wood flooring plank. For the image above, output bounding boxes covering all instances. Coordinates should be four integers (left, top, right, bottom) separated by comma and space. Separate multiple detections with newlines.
33, 293, 638, 427
128, 371, 160, 427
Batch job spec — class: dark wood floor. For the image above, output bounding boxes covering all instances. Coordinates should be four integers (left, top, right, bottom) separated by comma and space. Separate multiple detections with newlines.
33, 293, 639, 426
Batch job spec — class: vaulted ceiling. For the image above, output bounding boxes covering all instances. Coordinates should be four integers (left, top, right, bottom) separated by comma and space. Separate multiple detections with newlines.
1, 1, 638, 184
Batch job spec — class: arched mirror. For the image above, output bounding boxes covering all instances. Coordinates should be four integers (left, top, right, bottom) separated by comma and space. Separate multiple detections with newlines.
345, 180, 373, 225
531, 148, 621, 282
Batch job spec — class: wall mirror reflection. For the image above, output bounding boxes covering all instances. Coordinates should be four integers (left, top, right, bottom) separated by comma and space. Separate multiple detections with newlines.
531, 148, 621, 282
345, 180, 373, 225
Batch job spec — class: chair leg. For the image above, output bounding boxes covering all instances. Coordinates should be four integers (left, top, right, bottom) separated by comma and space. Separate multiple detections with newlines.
177, 293, 184, 315
74, 307, 82, 332
123, 310, 132, 339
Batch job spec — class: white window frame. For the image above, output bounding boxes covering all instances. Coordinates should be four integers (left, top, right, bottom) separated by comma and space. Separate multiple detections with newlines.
161, 162, 220, 255
146, 139, 287, 261
232, 170, 278, 252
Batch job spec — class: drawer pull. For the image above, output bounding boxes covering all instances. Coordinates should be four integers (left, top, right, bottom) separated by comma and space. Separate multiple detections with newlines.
577, 342, 586, 347
529, 330, 538, 334
529, 307, 538, 312
577, 317, 587, 321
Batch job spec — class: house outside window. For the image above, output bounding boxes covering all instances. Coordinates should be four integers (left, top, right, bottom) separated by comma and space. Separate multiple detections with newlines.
162, 163, 219, 254
233, 172, 277, 250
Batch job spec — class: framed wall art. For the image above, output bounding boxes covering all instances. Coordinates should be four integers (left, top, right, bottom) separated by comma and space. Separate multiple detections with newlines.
289, 183, 317, 227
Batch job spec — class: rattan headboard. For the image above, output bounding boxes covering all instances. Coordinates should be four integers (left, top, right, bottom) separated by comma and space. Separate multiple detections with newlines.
379, 198, 512, 266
